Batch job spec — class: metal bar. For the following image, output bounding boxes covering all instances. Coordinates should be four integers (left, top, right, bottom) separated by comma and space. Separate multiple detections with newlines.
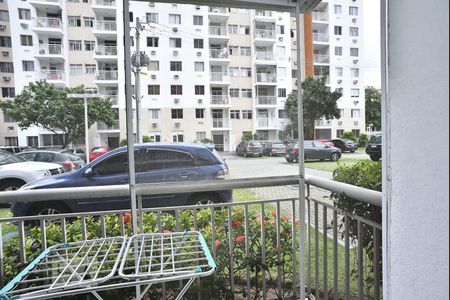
333, 211, 339, 300
276, 202, 282, 297
345, 216, 350, 299
374, 228, 381, 300
81, 216, 87, 240
0, 224, 3, 286
40, 219, 47, 251
358, 221, 364, 300
323, 206, 328, 300
291, 199, 298, 297
227, 206, 235, 296
314, 203, 319, 299
307, 195, 312, 294
19, 221, 26, 264
260, 203, 267, 300
101, 215, 106, 238
244, 205, 251, 300
175, 277, 196, 300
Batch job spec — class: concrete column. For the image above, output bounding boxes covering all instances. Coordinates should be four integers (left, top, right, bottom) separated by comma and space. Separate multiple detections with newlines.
383, 0, 449, 299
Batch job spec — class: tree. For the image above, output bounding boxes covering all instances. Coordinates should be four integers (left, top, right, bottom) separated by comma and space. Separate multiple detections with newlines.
285, 76, 342, 140
365, 86, 382, 131
0, 81, 115, 148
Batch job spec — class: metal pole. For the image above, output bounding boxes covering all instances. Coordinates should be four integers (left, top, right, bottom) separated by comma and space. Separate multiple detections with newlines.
135, 17, 142, 144
295, 5, 307, 300
84, 97, 90, 164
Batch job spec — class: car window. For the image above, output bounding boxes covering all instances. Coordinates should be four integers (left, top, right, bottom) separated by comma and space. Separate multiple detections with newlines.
195, 149, 221, 166
136, 149, 195, 172
273, 143, 284, 147
369, 135, 382, 144
314, 142, 327, 149
304, 141, 314, 148
93, 153, 128, 176
36, 152, 56, 163
0, 151, 25, 165
93, 147, 107, 153
249, 141, 261, 147
18, 152, 37, 161
76, 149, 85, 154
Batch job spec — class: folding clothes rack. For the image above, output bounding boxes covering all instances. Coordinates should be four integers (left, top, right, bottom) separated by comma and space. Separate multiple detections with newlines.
0, 232, 216, 300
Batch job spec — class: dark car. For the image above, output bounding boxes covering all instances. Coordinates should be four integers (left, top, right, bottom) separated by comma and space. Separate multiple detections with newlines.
61, 148, 87, 162
12, 143, 232, 217
331, 139, 358, 153
263, 141, 286, 156
236, 141, 263, 157
17, 150, 85, 172
0, 146, 33, 155
366, 134, 382, 161
319, 139, 335, 148
285, 141, 342, 163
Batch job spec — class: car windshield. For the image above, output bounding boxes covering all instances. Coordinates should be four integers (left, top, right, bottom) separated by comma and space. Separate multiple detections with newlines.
92, 147, 107, 153
273, 143, 284, 147
249, 142, 261, 147
0, 152, 25, 166
369, 135, 382, 144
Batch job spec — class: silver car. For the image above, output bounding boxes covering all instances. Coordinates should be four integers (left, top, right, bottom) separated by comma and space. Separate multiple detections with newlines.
17, 150, 85, 172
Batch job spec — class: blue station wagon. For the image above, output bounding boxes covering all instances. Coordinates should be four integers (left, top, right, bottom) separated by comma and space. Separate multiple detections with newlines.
12, 143, 232, 217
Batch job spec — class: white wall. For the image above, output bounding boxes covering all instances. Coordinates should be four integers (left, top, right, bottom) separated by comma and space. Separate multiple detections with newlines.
384, 0, 449, 299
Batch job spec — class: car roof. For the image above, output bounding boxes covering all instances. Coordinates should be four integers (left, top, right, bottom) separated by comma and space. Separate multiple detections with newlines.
111, 143, 211, 153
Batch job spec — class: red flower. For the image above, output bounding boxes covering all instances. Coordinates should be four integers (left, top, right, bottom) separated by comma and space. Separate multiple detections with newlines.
295, 220, 301, 225
283, 215, 292, 222
257, 220, 269, 226
271, 211, 277, 217
232, 220, 242, 228
215, 240, 222, 247
235, 235, 245, 244
163, 230, 172, 234
123, 213, 132, 224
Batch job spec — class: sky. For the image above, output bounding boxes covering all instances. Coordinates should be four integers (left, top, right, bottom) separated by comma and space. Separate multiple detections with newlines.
363, 0, 382, 88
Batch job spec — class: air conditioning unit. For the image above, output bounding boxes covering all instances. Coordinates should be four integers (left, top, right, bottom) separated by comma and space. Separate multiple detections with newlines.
172, 27, 179, 33
195, 5, 201, 10
354, 101, 360, 105
338, 121, 343, 126
173, 50, 179, 56
150, 51, 156, 55
278, 37, 284, 42
152, 123, 158, 128
151, 74, 157, 79
174, 98, 180, 104
352, 18, 357, 23
198, 99, 203, 104
0, 25, 6, 31
354, 121, 359, 125
174, 74, 179, 79
294, 61, 298, 66
352, 39, 358, 43
20, 23, 28, 29
336, 37, 341, 41
2, 51, 9, 56
353, 80, 359, 84
149, 2, 155, 7
293, 41, 297, 45
337, 79, 343, 84
175, 122, 181, 128
353, 59, 359, 64
3, 76, 11, 81
196, 52, 202, 57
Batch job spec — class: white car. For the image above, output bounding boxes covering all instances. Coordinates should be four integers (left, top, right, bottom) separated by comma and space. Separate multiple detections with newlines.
0, 150, 65, 191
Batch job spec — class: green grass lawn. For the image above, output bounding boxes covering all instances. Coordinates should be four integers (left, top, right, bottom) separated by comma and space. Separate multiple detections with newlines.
305, 158, 369, 173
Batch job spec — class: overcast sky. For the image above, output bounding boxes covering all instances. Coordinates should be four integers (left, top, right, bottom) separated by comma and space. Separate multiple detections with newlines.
363, 0, 382, 88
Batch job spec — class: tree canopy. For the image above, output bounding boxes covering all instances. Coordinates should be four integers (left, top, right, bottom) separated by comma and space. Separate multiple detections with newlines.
285, 76, 342, 140
0, 81, 116, 147
365, 86, 382, 131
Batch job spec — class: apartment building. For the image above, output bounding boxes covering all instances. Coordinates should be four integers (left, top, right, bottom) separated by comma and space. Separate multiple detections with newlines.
298, 0, 366, 139
0, 0, 18, 147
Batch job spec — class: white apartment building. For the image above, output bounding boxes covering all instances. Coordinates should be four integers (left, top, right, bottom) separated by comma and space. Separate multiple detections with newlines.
310, 0, 366, 139
2, 1, 294, 151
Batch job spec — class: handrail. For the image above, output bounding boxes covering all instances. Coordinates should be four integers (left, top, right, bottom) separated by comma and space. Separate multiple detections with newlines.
0, 175, 382, 207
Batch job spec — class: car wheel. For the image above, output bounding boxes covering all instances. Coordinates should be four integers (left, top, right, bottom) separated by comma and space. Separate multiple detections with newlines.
244, 152, 248, 158
29, 202, 70, 217
330, 152, 341, 162
350, 150, 356, 153
0, 179, 26, 192
190, 194, 219, 206
286, 158, 294, 163
370, 155, 381, 161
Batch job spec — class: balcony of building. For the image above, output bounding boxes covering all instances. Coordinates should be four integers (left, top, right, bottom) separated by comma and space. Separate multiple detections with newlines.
254, 10, 276, 22
39, 69, 66, 87
96, 120, 120, 132
212, 118, 231, 130
32, 17, 63, 36
209, 47, 230, 65
314, 53, 330, 65
256, 118, 278, 130
34, 44, 64, 62
93, 45, 118, 62
312, 12, 329, 23
95, 70, 119, 86
255, 48, 276, 64
210, 95, 231, 107
93, 20, 118, 39
91, 0, 117, 17
315, 118, 333, 128
29, 0, 62, 10
254, 24, 276, 45
208, 6, 229, 22
313, 32, 329, 43
210, 71, 231, 86
255, 66, 277, 85
209, 24, 229, 43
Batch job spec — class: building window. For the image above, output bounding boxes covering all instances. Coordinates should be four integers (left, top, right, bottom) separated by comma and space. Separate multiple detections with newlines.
334, 5, 342, 14
149, 109, 160, 119
335, 67, 343, 76
350, 27, 359, 37
351, 68, 360, 77
350, 48, 359, 57
277, 46, 286, 58
230, 89, 240, 98
335, 46, 343, 56
278, 67, 287, 78
194, 62, 204, 72
229, 46, 238, 55
276, 25, 285, 35
334, 26, 342, 35
148, 61, 159, 71
70, 64, 83, 75
146, 13, 158, 23
278, 110, 288, 119
278, 88, 287, 98
85, 40, 95, 51
169, 38, 182, 48
171, 85, 183, 95
351, 89, 360, 98
0, 62, 13, 73
242, 110, 253, 119
193, 15, 203, 25
85, 64, 96, 75
171, 109, 183, 119
27, 136, 39, 147
230, 110, 240, 119
0, 10, 9, 21
147, 37, 159, 47
5, 137, 18, 146
170, 61, 182, 71
21, 60, 35, 71
0, 36, 11, 47
195, 85, 205, 95
69, 40, 82, 51
228, 25, 238, 34
241, 68, 252, 77
20, 35, 33, 46
349, 6, 359, 16
196, 109, 205, 119
68, 16, 81, 27
84, 17, 94, 27
3, 111, 15, 122
242, 89, 252, 98
42, 134, 65, 147
1, 88, 15, 98
229, 67, 240, 77
18, 9, 31, 20
352, 129, 361, 138
240, 25, 250, 35
194, 39, 204, 49
148, 85, 160, 95
240, 47, 251, 56
196, 132, 206, 142
336, 129, 344, 138
169, 14, 181, 25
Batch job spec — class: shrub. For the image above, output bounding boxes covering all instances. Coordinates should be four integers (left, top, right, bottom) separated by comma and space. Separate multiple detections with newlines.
142, 135, 152, 143
201, 138, 214, 144
242, 132, 253, 141
342, 131, 357, 142
119, 138, 127, 147
358, 133, 369, 147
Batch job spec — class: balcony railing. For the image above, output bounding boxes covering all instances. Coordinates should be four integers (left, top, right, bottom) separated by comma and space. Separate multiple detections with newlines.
257, 96, 277, 105
212, 118, 230, 128
254, 29, 275, 39
255, 10, 274, 17
36, 44, 62, 55
313, 32, 329, 42
0, 175, 382, 300
92, 0, 116, 6
96, 70, 118, 80
210, 49, 229, 59
41, 70, 65, 81
209, 26, 228, 36
97, 120, 119, 130
95, 46, 118, 56
211, 95, 229, 105
256, 73, 277, 83
33, 17, 62, 30
314, 54, 330, 64
95, 20, 117, 31
208, 6, 228, 14
313, 12, 329, 22
30, 0, 61, 4
257, 118, 277, 128
315, 119, 333, 127
255, 52, 275, 61
210, 72, 229, 82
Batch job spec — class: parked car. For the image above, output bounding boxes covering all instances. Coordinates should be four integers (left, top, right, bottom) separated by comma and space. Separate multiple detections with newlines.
285, 141, 342, 163
61, 148, 87, 162
0, 150, 65, 192
366, 134, 382, 161
17, 150, 85, 172
236, 141, 263, 157
12, 143, 232, 217
331, 139, 358, 153
89, 146, 110, 162
263, 141, 286, 157
0, 146, 34, 155
318, 139, 335, 148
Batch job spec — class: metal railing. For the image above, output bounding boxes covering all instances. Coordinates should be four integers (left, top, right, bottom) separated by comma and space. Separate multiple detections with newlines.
104, 95, 119, 105
0, 175, 382, 299
95, 45, 118, 56
254, 29, 275, 39
33, 17, 62, 30
255, 52, 275, 61
313, 12, 329, 22
92, 0, 116, 6
30, 0, 60, 4
314, 54, 331, 64
210, 49, 229, 59
97, 120, 120, 130
210, 72, 230, 82
41, 70, 65, 81
315, 119, 333, 127
95, 20, 117, 31
209, 26, 228, 36
314, 75, 331, 84
256, 96, 277, 105
212, 118, 230, 128
256, 73, 277, 83
36, 44, 62, 56
208, 7, 228, 14
313, 32, 329, 42
255, 10, 274, 17
96, 70, 118, 80
256, 118, 278, 128
210, 95, 229, 105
